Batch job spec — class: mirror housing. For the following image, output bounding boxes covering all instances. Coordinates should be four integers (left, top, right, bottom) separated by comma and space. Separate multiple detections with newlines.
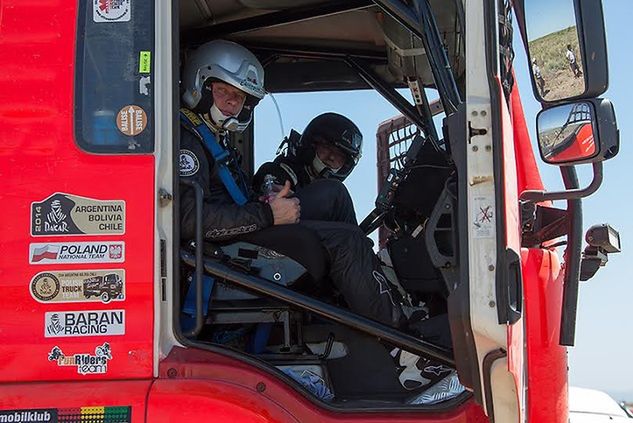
515, 0, 609, 103
537, 98, 619, 166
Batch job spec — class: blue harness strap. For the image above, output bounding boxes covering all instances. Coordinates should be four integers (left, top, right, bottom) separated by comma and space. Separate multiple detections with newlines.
180, 108, 249, 205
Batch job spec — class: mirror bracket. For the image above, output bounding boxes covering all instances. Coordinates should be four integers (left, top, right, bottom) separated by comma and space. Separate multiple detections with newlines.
519, 162, 602, 203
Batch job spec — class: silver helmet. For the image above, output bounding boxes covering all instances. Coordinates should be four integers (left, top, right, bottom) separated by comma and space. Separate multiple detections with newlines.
182, 40, 265, 132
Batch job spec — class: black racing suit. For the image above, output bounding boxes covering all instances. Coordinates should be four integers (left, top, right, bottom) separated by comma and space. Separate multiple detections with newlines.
179, 116, 405, 328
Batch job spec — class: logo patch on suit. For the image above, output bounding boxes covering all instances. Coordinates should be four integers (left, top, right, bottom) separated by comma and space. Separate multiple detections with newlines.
180, 149, 200, 176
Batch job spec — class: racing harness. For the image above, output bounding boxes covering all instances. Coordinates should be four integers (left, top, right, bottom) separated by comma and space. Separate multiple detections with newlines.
180, 108, 249, 205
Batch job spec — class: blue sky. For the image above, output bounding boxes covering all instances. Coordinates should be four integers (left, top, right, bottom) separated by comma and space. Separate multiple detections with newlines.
524, 0, 577, 41
253, 0, 632, 401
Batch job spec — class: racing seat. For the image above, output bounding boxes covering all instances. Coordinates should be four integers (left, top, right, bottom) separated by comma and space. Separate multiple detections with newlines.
181, 224, 329, 354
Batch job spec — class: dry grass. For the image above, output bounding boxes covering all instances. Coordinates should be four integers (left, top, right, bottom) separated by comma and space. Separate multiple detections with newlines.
529, 26, 585, 100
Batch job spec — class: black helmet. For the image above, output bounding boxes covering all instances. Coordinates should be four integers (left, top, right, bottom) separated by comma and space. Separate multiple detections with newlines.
291, 113, 363, 181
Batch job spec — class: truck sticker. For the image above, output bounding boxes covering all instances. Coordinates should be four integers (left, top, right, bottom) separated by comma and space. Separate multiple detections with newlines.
29, 242, 124, 265
472, 196, 495, 238
30, 270, 126, 304
0, 406, 131, 423
93, 0, 131, 23
48, 342, 112, 376
116, 105, 147, 136
31, 193, 125, 236
45, 310, 125, 338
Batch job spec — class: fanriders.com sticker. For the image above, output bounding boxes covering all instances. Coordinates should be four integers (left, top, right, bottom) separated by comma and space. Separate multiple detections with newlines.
0, 406, 132, 423
31, 193, 125, 236
48, 342, 112, 375
45, 310, 125, 338
29, 242, 124, 265
30, 270, 125, 304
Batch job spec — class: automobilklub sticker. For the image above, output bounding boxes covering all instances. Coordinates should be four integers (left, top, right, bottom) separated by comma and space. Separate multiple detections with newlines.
30, 270, 125, 304
93, 0, 131, 23
0, 406, 132, 423
45, 310, 125, 338
48, 342, 112, 375
29, 242, 124, 265
31, 193, 125, 236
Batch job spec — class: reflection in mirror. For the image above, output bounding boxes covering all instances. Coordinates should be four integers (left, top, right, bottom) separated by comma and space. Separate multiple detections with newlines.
525, 0, 586, 101
538, 102, 596, 164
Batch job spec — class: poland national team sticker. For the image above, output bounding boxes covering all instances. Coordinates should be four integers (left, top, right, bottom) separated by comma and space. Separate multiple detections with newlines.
29, 242, 125, 265
93, 0, 131, 23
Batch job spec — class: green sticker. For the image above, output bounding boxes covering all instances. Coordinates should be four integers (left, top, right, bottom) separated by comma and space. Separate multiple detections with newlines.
139, 51, 151, 74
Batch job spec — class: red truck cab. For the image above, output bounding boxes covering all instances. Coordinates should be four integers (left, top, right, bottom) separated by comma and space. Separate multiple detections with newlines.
0, 1, 619, 422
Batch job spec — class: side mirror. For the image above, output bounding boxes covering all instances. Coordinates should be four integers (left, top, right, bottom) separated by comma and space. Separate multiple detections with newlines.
521, 98, 619, 202
516, 0, 609, 103
537, 99, 619, 165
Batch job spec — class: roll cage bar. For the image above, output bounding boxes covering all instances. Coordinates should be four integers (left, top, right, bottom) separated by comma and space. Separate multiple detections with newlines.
177, 0, 465, 369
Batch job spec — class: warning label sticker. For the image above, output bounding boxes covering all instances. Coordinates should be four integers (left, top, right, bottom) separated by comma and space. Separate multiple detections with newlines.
472, 196, 495, 239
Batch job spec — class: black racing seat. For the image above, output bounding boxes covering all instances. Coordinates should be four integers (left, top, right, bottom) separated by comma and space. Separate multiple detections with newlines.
181, 224, 329, 353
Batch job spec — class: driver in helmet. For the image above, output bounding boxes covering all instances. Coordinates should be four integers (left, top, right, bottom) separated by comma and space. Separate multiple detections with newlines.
253, 113, 362, 225
179, 40, 448, 392
254, 112, 363, 190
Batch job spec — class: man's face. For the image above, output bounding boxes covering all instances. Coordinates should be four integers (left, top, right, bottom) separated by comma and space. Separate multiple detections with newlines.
314, 138, 347, 170
211, 81, 247, 117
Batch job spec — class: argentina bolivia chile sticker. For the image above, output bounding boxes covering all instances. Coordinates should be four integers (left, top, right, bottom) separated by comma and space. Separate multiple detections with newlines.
31, 193, 125, 236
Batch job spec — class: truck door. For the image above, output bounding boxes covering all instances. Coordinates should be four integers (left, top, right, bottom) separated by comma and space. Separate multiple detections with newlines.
443, 1, 526, 421
0, 0, 155, 387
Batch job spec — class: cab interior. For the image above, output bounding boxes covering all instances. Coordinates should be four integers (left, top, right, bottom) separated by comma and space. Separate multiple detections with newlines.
176, 0, 468, 409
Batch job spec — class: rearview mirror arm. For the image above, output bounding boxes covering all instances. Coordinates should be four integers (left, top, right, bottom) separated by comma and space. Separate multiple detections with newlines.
519, 162, 603, 203
559, 166, 583, 347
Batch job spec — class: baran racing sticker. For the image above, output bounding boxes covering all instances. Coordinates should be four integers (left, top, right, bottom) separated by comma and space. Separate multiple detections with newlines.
29, 242, 124, 265
48, 342, 112, 375
0, 406, 132, 423
31, 193, 125, 236
30, 270, 125, 304
45, 310, 125, 338
93, 0, 131, 23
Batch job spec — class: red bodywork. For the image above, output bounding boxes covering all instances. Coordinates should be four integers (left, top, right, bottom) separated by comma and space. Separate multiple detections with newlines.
0, 1, 565, 422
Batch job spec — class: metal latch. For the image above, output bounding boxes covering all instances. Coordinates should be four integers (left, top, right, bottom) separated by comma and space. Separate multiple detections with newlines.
159, 189, 172, 207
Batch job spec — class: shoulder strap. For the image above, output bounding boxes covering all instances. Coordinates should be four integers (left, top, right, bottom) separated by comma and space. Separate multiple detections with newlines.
179, 108, 248, 206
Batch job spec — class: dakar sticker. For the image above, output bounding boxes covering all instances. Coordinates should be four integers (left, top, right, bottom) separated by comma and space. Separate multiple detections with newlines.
93, 0, 131, 23
30, 270, 125, 304
48, 342, 112, 375
31, 193, 125, 236
179, 149, 200, 177
45, 309, 125, 338
116, 105, 147, 136
29, 242, 124, 265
